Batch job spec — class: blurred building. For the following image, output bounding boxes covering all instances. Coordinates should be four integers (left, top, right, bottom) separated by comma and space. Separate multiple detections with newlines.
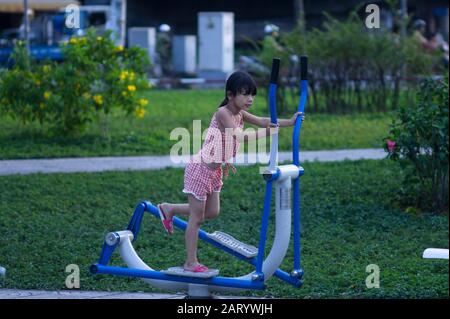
1, 0, 448, 45
1, 0, 447, 71
119, 0, 449, 43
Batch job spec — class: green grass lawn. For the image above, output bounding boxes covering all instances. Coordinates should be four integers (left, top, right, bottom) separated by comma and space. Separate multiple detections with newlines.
0, 159, 447, 298
0, 89, 392, 159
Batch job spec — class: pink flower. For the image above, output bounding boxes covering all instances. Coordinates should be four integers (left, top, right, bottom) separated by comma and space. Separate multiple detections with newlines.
387, 139, 396, 152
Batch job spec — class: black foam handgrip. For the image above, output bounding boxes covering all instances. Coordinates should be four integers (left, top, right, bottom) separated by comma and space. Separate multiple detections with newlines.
300, 55, 308, 80
270, 58, 280, 84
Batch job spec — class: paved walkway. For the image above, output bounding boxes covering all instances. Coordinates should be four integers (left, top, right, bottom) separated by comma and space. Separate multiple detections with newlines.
0, 288, 259, 299
0, 288, 186, 299
0, 148, 386, 176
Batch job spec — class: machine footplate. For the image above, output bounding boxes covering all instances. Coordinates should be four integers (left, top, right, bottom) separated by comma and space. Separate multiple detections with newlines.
207, 231, 258, 258
161, 267, 219, 278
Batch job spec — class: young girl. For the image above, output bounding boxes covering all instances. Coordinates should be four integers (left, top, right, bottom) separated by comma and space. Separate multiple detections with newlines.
158, 71, 304, 273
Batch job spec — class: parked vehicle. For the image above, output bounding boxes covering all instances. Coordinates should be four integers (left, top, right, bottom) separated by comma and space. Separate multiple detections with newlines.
0, 0, 126, 64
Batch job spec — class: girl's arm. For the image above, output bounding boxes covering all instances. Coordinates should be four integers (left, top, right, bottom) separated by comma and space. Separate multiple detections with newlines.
242, 110, 270, 127
243, 110, 304, 128
216, 109, 277, 143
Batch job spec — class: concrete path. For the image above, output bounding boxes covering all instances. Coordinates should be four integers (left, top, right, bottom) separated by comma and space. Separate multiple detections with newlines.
0, 148, 386, 176
0, 288, 259, 299
0, 288, 185, 299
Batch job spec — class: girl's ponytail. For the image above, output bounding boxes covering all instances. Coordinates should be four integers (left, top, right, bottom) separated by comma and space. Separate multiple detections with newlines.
218, 97, 228, 108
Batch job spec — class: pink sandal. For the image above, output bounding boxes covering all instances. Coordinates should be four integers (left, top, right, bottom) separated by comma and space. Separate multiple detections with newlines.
158, 204, 173, 235
183, 263, 209, 273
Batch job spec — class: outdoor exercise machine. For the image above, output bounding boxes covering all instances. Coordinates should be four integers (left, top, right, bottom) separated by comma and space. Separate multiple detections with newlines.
90, 56, 309, 298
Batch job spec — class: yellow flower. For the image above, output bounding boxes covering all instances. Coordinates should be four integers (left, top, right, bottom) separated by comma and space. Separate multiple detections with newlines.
97, 36, 103, 41
119, 70, 128, 81
44, 91, 51, 100
69, 37, 78, 45
139, 98, 148, 107
127, 85, 136, 92
135, 107, 146, 118
114, 45, 124, 52
93, 94, 103, 105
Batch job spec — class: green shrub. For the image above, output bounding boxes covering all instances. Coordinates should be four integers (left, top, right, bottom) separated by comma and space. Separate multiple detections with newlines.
0, 42, 46, 125
385, 76, 449, 213
0, 29, 151, 136
255, 11, 439, 114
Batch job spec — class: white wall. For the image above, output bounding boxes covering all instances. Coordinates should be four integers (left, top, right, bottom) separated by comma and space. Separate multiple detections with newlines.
198, 12, 234, 78
172, 35, 197, 74
127, 27, 156, 63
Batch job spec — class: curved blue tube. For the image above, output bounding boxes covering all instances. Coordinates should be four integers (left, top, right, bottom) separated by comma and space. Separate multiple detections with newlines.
292, 56, 308, 274
268, 57, 280, 125
256, 180, 273, 276
292, 80, 308, 166
91, 264, 265, 290
269, 83, 278, 125
268, 63, 279, 171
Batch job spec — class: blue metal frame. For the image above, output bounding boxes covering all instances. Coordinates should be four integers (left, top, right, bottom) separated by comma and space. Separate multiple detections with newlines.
292, 79, 308, 167
93, 201, 303, 288
91, 264, 265, 290
126, 202, 145, 242
91, 57, 309, 291
98, 242, 117, 265
291, 56, 308, 279
254, 180, 272, 281
268, 83, 278, 125
254, 58, 280, 280
268, 57, 280, 126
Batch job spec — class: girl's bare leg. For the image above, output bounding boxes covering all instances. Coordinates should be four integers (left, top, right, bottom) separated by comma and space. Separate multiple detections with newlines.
161, 192, 218, 268
204, 191, 220, 220
184, 194, 206, 267
161, 190, 220, 220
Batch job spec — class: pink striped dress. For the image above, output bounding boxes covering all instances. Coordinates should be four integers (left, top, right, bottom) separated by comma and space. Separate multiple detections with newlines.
182, 109, 244, 201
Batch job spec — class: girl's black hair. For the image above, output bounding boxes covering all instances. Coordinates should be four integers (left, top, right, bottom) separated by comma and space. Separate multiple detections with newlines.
219, 71, 257, 107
